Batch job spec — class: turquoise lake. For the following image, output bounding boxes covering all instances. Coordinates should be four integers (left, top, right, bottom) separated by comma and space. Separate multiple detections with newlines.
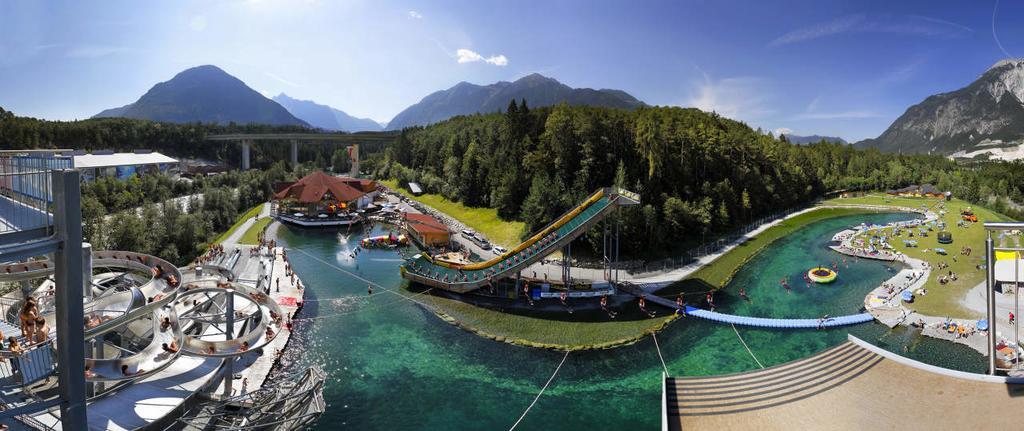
271, 212, 985, 430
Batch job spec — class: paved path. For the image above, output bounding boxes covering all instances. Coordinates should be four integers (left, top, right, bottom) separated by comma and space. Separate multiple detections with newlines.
667, 336, 1024, 431
222, 202, 271, 245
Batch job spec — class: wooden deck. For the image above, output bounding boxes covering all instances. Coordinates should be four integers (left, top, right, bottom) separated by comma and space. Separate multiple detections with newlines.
666, 337, 1024, 430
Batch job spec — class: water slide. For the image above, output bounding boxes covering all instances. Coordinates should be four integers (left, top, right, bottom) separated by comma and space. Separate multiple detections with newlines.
0, 250, 281, 387
401, 187, 640, 292
174, 281, 284, 358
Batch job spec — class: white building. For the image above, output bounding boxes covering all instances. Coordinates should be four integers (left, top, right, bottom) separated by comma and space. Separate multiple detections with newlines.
72, 150, 179, 181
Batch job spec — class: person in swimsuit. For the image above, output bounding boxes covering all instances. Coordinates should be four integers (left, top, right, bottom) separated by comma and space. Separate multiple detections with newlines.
32, 317, 48, 344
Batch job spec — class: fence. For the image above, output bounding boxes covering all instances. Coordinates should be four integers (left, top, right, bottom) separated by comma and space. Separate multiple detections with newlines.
0, 152, 74, 239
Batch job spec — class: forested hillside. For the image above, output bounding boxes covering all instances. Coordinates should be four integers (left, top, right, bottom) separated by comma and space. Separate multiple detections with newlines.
0, 107, 361, 169
380, 102, 1024, 257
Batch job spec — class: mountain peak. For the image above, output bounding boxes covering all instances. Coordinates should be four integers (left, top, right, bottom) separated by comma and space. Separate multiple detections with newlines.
93, 65, 307, 126
860, 61, 1024, 157
387, 75, 643, 130
988, 58, 1024, 72
272, 93, 382, 132
517, 73, 556, 83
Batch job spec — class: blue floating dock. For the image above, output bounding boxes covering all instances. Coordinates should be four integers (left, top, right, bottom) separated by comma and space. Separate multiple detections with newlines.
682, 306, 873, 328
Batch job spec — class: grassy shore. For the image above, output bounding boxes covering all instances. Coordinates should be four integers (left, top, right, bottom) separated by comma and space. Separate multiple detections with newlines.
381, 179, 526, 247
657, 206, 887, 298
212, 204, 263, 244
239, 217, 272, 245
824, 194, 1014, 317
414, 292, 676, 350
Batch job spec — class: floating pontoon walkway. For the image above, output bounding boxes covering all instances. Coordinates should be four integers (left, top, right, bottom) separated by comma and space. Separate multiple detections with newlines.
683, 306, 873, 328
617, 283, 873, 329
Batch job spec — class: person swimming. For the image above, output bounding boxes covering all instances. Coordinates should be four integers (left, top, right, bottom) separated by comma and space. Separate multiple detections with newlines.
739, 288, 749, 301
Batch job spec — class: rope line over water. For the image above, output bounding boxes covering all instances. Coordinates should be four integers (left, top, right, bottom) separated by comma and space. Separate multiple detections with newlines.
291, 288, 435, 322
652, 333, 669, 377
508, 350, 570, 431
731, 323, 764, 369
289, 247, 438, 319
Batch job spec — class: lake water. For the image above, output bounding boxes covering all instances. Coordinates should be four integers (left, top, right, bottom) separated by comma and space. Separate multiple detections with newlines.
272, 212, 984, 430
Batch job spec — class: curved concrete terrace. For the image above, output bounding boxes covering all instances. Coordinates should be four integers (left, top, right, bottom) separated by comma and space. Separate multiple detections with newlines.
665, 334, 1024, 431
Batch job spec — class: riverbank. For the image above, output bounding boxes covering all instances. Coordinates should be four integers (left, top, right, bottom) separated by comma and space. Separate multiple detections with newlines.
654, 205, 901, 297
824, 194, 1013, 317
829, 208, 1011, 358
416, 292, 678, 350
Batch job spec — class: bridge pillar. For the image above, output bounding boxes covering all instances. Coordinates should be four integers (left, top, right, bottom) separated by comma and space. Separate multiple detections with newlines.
241, 140, 252, 170
290, 140, 298, 168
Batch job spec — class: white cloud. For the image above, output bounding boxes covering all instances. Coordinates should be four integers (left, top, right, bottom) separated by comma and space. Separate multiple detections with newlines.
265, 72, 299, 87
686, 73, 773, 122
771, 14, 865, 47
66, 45, 126, 58
774, 127, 794, 136
190, 15, 207, 32
771, 13, 972, 47
806, 96, 820, 112
408, 10, 422, 19
456, 48, 508, 66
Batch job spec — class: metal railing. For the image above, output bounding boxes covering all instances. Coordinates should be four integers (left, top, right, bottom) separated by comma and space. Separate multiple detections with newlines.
984, 222, 1024, 375
0, 152, 73, 242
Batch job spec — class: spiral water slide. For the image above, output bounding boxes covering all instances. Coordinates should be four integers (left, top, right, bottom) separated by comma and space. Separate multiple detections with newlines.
0, 250, 281, 386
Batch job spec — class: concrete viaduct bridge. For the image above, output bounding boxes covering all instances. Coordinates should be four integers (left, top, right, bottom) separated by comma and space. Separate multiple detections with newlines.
206, 132, 398, 170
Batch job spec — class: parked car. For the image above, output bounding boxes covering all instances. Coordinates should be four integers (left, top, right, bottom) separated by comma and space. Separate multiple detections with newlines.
492, 246, 508, 255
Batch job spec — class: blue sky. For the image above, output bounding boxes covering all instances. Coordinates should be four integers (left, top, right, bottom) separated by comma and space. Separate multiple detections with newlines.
1, 0, 1022, 141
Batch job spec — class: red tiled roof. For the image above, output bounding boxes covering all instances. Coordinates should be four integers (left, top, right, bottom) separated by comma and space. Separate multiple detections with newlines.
404, 213, 449, 234
272, 171, 365, 204
340, 177, 378, 193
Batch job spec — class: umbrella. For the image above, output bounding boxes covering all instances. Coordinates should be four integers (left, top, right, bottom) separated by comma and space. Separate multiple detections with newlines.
901, 290, 914, 302
978, 319, 989, 331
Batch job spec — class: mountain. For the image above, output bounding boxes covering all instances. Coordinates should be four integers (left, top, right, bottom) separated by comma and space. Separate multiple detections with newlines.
272, 93, 382, 132
782, 134, 847, 145
859, 59, 1024, 155
94, 65, 307, 126
387, 73, 644, 130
